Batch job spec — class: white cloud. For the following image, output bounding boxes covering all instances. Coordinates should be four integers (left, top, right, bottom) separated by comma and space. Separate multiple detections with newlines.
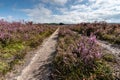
78, 0, 83, 2
42, 0, 68, 5
22, 4, 53, 23
23, 5, 51, 17
0, 16, 15, 22
51, 0, 68, 5
6, 16, 13, 21
0, 16, 5, 20
22, 0, 120, 23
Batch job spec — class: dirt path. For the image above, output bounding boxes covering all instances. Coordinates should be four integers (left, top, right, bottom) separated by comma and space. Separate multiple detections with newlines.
97, 40, 120, 79
7, 28, 59, 80
97, 40, 120, 65
97, 41, 120, 58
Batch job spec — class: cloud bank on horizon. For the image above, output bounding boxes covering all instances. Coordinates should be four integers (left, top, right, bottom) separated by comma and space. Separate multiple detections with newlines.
0, 0, 120, 23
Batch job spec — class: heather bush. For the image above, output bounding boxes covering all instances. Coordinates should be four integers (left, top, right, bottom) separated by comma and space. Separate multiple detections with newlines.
0, 20, 57, 75
51, 27, 114, 80
70, 22, 120, 45
72, 35, 101, 64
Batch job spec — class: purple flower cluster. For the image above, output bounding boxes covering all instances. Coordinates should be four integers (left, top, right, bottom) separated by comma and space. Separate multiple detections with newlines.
0, 33, 12, 40
59, 27, 75, 37
0, 19, 57, 46
72, 35, 102, 65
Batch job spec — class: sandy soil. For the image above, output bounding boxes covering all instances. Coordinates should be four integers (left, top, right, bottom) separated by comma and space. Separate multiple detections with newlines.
6, 28, 59, 80
97, 40, 120, 79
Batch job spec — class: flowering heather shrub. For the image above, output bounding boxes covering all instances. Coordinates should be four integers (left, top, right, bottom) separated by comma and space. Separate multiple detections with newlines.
51, 27, 114, 80
70, 22, 120, 44
59, 27, 74, 37
0, 20, 56, 46
0, 19, 57, 75
57, 27, 78, 53
72, 35, 102, 65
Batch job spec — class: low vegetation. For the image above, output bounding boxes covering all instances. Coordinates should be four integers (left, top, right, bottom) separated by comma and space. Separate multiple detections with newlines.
51, 27, 115, 80
70, 22, 120, 45
0, 20, 119, 79
0, 20, 57, 75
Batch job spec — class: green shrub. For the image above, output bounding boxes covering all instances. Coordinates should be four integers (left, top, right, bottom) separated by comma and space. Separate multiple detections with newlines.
51, 53, 114, 80
0, 62, 10, 75
103, 54, 117, 63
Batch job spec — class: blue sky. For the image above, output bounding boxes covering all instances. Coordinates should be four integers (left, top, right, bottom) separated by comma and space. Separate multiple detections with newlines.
0, 0, 120, 23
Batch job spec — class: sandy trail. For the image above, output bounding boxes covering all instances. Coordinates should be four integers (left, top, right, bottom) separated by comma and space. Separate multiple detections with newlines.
97, 40, 120, 64
9, 28, 59, 80
97, 40, 120, 78
97, 41, 120, 58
